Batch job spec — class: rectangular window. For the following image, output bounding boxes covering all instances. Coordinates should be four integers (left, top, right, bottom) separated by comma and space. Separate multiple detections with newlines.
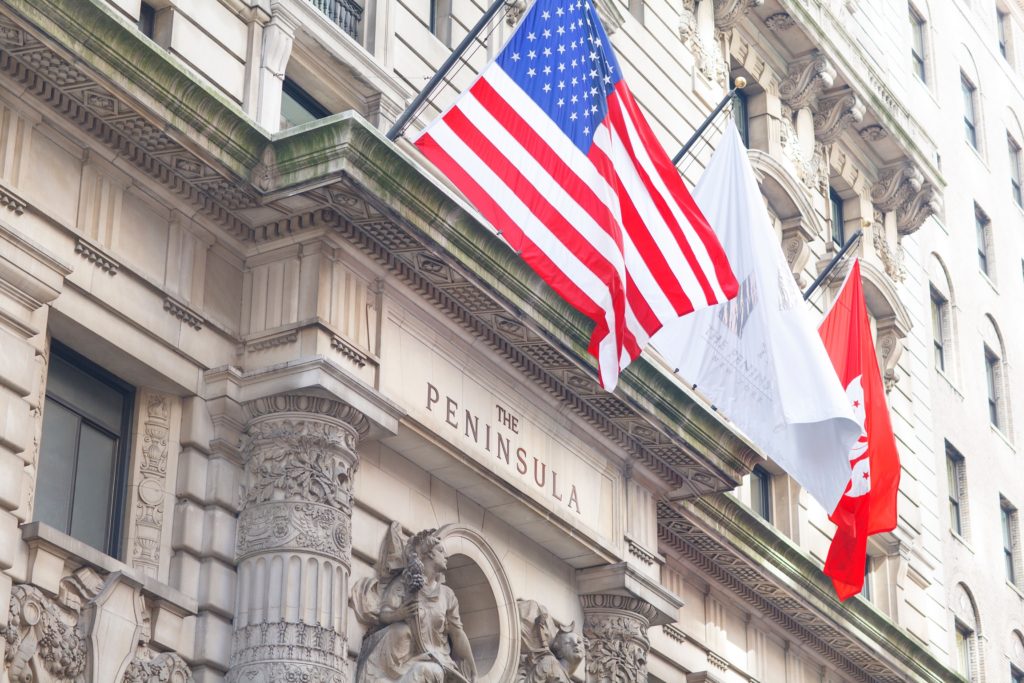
976, 208, 990, 276
750, 466, 772, 523
947, 444, 965, 537
280, 77, 331, 131
138, 1, 156, 38
1002, 501, 1018, 585
999, 9, 1010, 59
931, 289, 946, 372
862, 556, 873, 602
1010, 136, 1022, 206
956, 623, 973, 678
962, 74, 978, 149
431, 0, 453, 46
910, 6, 927, 81
986, 348, 1000, 427
34, 343, 133, 556
830, 188, 845, 246
732, 89, 749, 147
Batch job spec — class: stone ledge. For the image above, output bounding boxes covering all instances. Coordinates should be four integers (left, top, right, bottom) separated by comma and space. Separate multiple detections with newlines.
577, 562, 683, 626
21, 521, 198, 615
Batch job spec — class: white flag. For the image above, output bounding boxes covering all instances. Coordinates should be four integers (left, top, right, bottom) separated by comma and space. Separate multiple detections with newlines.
651, 121, 860, 513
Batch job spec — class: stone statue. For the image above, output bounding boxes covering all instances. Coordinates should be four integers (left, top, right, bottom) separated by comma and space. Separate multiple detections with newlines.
352, 524, 477, 682
516, 599, 584, 683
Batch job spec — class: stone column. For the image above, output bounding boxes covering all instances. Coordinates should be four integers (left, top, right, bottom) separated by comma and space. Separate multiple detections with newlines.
227, 394, 368, 683
577, 563, 683, 683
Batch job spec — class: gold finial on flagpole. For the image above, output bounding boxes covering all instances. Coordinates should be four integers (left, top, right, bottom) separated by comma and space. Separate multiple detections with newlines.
733, 76, 747, 90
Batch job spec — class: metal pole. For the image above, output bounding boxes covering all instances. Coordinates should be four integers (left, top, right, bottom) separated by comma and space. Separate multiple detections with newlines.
802, 230, 863, 301
671, 77, 746, 165
386, 0, 508, 141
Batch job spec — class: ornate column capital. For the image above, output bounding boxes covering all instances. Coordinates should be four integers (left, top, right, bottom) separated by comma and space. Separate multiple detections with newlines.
870, 161, 941, 236
713, 0, 765, 33
577, 563, 683, 683
779, 52, 835, 111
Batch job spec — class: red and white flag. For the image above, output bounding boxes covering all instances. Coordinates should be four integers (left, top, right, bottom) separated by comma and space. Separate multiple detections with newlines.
818, 259, 901, 600
414, 0, 738, 390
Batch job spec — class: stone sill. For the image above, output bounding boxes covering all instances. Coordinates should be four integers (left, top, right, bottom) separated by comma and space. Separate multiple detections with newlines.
21, 521, 198, 615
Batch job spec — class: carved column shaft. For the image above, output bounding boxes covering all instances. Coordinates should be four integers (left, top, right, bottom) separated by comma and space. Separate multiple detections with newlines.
227, 394, 367, 683
581, 595, 658, 683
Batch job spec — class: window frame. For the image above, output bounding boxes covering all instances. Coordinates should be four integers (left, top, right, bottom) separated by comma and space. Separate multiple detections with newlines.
37, 341, 134, 558
985, 346, 1000, 428
280, 76, 331, 130
732, 88, 749, 147
830, 188, 845, 247
947, 443, 966, 538
962, 74, 979, 150
955, 621, 974, 679
750, 465, 772, 523
910, 5, 927, 82
1009, 134, 1023, 207
976, 206, 991, 276
1001, 500, 1019, 586
999, 9, 1011, 61
930, 287, 947, 372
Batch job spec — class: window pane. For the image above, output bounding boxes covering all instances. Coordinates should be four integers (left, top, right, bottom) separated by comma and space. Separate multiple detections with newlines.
46, 355, 124, 432
34, 398, 79, 533
830, 190, 845, 246
69, 424, 117, 552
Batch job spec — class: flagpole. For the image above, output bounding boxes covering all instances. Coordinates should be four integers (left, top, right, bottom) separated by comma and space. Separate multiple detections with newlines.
671, 77, 746, 165
386, 0, 508, 141
802, 230, 863, 301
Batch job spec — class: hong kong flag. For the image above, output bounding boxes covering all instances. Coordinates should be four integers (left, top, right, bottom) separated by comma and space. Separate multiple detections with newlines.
818, 259, 900, 600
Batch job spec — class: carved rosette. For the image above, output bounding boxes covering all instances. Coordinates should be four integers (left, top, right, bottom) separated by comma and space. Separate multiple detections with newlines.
227, 395, 369, 683
580, 595, 659, 683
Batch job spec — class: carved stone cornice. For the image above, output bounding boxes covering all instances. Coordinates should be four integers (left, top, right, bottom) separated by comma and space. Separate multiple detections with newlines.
162, 296, 204, 330
779, 53, 835, 110
713, 0, 764, 32
870, 162, 940, 235
813, 92, 865, 145
74, 236, 120, 275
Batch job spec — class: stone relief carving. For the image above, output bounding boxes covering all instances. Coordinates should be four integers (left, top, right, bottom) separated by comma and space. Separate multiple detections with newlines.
229, 396, 366, 683
132, 393, 171, 577
779, 108, 829, 193
764, 12, 795, 31
779, 53, 835, 111
352, 524, 477, 682
679, 0, 697, 43
813, 92, 865, 145
3, 584, 88, 682
505, 0, 527, 26
871, 212, 906, 283
579, 594, 660, 683
516, 600, 583, 683
2, 567, 192, 683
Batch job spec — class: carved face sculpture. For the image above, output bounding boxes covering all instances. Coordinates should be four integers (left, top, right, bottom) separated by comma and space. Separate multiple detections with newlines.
425, 540, 448, 574
551, 630, 584, 674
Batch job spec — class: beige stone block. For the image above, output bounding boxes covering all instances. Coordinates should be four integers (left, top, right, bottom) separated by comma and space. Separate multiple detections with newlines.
193, 612, 233, 669
0, 329, 34, 396
197, 558, 236, 618
0, 512, 19, 570
170, 16, 245, 101
151, 602, 189, 655
176, 448, 209, 502
0, 450, 23, 511
172, 499, 205, 554
25, 543, 65, 594
191, 665, 226, 683
170, 550, 202, 600
0, 393, 31, 457
207, 457, 241, 513
180, 397, 214, 451
202, 507, 236, 564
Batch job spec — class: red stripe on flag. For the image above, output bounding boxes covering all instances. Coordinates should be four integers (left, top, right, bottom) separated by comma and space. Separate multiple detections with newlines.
603, 88, 719, 310
613, 84, 739, 301
469, 77, 662, 339
416, 130, 614, 349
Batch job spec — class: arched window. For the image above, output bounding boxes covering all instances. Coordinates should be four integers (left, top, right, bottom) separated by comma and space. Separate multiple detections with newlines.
982, 315, 1011, 437
928, 253, 957, 381
1009, 630, 1024, 681
952, 583, 983, 681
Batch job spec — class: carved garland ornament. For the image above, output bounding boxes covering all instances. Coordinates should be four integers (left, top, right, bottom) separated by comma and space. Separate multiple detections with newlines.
2, 584, 88, 681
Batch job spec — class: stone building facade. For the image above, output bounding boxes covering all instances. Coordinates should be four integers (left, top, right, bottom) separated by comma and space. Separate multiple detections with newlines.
0, 0, 1014, 681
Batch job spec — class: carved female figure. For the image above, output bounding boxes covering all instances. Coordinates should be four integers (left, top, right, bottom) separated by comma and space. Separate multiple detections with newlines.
353, 526, 477, 682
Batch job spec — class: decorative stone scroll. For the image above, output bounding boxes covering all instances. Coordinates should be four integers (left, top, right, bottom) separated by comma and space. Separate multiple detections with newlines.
713, 0, 764, 32
813, 92, 865, 145
779, 53, 835, 111
870, 162, 940, 235
516, 599, 583, 683
351, 524, 478, 682
227, 394, 369, 683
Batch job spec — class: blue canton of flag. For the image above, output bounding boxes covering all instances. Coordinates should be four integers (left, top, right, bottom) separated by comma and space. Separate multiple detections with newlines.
415, 0, 738, 391
496, 0, 620, 151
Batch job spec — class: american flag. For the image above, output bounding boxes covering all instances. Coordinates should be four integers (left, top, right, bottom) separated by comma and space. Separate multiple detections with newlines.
414, 0, 738, 390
